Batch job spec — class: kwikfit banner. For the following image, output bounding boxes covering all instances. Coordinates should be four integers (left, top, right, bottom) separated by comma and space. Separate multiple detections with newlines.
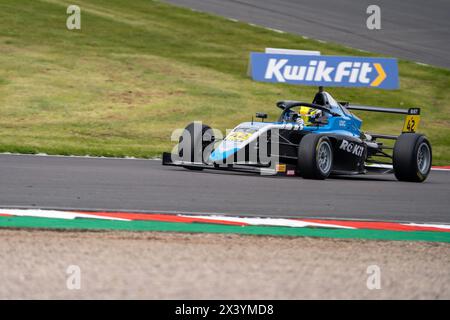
250, 53, 399, 89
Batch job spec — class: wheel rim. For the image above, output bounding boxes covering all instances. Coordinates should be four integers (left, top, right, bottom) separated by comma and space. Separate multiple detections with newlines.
417, 142, 431, 174
317, 140, 332, 174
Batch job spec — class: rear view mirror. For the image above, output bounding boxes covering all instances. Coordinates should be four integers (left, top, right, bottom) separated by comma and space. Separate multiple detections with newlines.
256, 112, 268, 122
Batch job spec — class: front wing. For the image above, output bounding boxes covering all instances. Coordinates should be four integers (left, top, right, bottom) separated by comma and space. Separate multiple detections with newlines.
162, 152, 393, 176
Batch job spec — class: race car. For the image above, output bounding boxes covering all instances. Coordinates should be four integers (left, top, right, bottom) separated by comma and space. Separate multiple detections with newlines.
163, 87, 432, 182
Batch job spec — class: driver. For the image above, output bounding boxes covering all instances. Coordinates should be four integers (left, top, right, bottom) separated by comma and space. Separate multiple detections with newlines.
282, 87, 329, 125
283, 106, 320, 126
299, 106, 317, 123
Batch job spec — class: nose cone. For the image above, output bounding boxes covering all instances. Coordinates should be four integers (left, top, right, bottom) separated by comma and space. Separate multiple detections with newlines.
209, 145, 239, 162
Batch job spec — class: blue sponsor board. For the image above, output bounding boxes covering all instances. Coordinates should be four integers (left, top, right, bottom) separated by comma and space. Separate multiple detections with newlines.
250, 53, 399, 89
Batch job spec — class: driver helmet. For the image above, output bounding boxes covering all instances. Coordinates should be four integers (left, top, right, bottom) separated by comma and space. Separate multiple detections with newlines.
299, 106, 320, 124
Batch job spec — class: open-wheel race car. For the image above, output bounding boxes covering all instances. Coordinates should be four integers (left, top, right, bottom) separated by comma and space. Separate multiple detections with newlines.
163, 87, 432, 182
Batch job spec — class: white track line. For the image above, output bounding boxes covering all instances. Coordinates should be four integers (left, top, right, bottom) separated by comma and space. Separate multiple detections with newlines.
1, 153, 450, 170
0, 152, 159, 161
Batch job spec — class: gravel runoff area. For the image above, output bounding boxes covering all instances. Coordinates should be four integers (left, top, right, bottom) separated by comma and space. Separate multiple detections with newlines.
0, 229, 449, 299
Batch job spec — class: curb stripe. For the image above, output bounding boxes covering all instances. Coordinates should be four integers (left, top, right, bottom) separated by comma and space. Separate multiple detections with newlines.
1, 216, 449, 243
180, 215, 355, 229
431, 166, 450, 171
82, 211, 247, 226
301, 219, 450, 233
1, 208, 450, 242
432, 166, 450, 169
1, 208, 449, 232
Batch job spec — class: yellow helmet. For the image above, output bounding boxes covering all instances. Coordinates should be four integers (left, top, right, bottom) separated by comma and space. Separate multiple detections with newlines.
299, 106, 319, 124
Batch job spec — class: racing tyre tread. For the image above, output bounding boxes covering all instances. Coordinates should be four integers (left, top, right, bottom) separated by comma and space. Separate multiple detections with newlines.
393, 133, 432, 182
179, 122, 213, 170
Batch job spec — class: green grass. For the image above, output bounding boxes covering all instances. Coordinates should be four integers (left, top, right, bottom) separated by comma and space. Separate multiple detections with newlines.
0, 0, 449, 163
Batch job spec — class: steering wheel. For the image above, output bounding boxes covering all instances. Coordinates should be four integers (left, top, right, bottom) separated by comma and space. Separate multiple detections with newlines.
282, 109, 300, 122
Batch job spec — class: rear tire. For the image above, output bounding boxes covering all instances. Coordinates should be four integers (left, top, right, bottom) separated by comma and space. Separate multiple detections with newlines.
297, 135, 333, 180
178, 122, 213, 170
393, 133, 432, 182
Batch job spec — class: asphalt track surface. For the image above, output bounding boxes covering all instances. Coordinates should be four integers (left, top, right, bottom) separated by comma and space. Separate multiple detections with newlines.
165, 0, 450, 69
0, 154, 449, 223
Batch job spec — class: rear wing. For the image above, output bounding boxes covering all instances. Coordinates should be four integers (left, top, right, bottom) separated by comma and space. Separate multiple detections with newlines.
340, 102, 421, 133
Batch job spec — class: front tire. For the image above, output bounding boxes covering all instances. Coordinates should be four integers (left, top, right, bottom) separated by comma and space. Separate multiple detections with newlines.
393, 133, 432, 182
178, 122, 213, 170
297, 135, 333, 180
